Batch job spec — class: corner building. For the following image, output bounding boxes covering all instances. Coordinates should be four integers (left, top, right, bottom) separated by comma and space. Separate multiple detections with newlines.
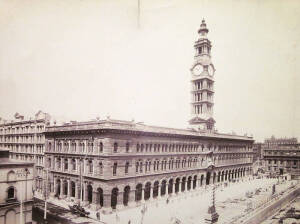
0, 111, 51, 193
44, 20, 254, 213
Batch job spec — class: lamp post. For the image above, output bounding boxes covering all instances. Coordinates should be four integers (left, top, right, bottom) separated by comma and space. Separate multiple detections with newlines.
204, 151, 219, 224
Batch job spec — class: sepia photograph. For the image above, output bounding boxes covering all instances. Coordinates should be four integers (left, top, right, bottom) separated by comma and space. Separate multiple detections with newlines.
0, 0, 300, 224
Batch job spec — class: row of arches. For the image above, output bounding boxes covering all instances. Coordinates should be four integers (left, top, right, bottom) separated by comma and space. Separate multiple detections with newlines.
53, 167, 251, 210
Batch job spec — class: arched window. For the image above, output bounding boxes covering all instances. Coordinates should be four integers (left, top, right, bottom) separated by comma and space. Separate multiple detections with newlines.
88, 160, 93, 173
113, 162, 117, 176
136, 144, 140, 153
71, 142, 76, 152
80, 142, 84, 152
48, 142, 52, 151
99, 162, 103, 175
136, 162, 139, 173
125, 162, 129, 174
88, 142, 93, 153
64, 142, 69, 152
113, 143, 118, 153
126, 142, 130, 153
139, 161, 143, 173
7, 187, 15, 199
64, 158, 68, 170
99, 142, 103, 153
72, 159, 76, 170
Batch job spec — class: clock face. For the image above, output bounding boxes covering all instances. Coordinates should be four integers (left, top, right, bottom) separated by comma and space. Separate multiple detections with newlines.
193, 64, 204, 76
208, 64, 214, 76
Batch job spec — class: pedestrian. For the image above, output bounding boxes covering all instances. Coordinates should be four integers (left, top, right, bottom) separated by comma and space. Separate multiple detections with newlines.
96, 211, 100, 220
128, 220, 131, 224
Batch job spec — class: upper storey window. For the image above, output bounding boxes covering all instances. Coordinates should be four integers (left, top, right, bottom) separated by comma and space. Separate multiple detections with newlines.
113, 142, 118, 153
126, 142, 130, 153
99, 142, 103, 153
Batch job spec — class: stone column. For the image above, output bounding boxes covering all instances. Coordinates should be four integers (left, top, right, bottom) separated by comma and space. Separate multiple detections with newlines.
102, 193, 112, 214
128, 189, 135, 207
67, 180, 70, 198
150, 187, 153, 200
178, 182, 182, 193
75, 182, 80, 200
172, 183, 176, 196
83, 182, 88, 202
141, 188, 145, 202
157, 185, 161, 198
53, 178, 56, 195
166, 185, 169, 196
185, 181, 188, 192
117, 191, 124, 209
91, 191, 99, 210
60, 180, 63, 198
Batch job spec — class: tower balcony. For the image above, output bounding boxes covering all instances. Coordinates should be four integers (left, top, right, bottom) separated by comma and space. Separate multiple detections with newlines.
190, 87, 214, 93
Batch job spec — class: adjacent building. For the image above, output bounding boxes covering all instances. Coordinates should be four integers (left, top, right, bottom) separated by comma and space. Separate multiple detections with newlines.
263, 137, 300, 179
0, 111, 51, 192
0, 150, 34, 224
44, 20, 254, 213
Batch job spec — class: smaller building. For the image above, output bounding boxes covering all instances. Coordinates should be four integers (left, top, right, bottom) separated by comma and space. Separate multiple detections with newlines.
0, 150, 34, 224
0, 111, 51, 192
263, 136, 300, 179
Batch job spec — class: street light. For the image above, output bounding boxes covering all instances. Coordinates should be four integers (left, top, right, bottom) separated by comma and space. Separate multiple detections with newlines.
204, 151, 219, 224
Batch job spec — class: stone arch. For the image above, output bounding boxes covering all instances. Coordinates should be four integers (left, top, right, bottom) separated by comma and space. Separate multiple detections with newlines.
123, 186, 130, 206
200, 174, 205, 186
153, 181, 159, 198
187, 176, 192, 191
168, 179, 173, 194
161, 179, 167, 196
111, 187, 118, 209
63, 180, 68, 196
56, 179, 61, 196
5, 209, 16, 224
7, 170, 16, 182
181, 177, 186, 192
193, 175, 197, 189
135, 183, 143, 201
144, 182, 151, 200
206, 172, 211, 185
71, 181, 76, 197
175, 178, 180, 193
87, 184, 93, 203
97, 187, 104, 207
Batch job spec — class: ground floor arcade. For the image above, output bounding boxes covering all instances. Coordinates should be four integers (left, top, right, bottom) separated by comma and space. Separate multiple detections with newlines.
49, 166, 252, 213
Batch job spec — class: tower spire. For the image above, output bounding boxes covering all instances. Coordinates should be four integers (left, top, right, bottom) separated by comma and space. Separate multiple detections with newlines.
189, 20, 215, 131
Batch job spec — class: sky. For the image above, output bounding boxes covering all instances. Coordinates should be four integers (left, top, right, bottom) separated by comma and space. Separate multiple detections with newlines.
0, 0, 299, 142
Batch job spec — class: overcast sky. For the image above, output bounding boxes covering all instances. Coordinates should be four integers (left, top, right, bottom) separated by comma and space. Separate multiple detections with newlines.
0, 0, 299, 142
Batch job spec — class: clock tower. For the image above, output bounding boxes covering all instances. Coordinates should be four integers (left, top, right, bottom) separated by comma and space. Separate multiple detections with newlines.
189, 20, 215, 131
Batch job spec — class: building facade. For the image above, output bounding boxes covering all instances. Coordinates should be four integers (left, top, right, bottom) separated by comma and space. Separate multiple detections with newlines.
45, 119, 253, 213
263, 137, 300, 179
0, 111, 51, 192
0, 150, 34, 224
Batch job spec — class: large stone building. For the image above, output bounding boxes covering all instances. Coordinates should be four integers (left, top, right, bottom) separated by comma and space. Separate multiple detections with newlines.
0, 111, 51, 192
44, 20, 254, 213
0, 150, 34, 224
263, 136, 300, 179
